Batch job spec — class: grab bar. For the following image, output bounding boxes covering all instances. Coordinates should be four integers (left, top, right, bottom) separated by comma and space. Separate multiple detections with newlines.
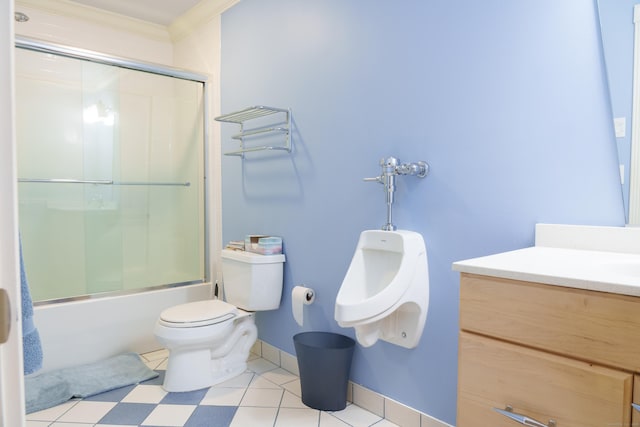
18, 178, 190, 187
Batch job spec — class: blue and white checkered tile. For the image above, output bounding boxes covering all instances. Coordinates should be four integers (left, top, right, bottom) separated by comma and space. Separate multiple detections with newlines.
26, 353, 398, 427
82, 373, 235, 427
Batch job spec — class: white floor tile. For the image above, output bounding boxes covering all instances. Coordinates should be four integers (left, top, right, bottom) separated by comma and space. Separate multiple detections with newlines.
240, 387, 284, 407
260, 367, 298, 385
372, 419, 401, 427
121, 384, 167, 404
26, 421, 50, 427
142, 404, 196, 427
280, 390, 307, 409
249, 374, 282, 389
275, 407, 320, 426
247, 357, 278, 374
143, 358, 165, 370
332, 403, 383, 427
50, 423, 94, 427
215, 371, 254, 388
26, 400, 79, 421
230, 407, 278, 427
96, 424, 138, 427
56, 401, 117, 424
320, 411, 352, 426
141, 348, 169, 361
281, 378, 302, 397
200, 387, 247, 406
141, 349, 168, 370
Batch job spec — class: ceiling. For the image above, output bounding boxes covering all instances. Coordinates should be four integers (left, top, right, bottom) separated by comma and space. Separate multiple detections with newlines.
69, 0, 204, 26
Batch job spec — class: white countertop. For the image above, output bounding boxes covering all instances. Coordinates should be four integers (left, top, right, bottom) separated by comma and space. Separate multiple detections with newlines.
453, 243, 640, 298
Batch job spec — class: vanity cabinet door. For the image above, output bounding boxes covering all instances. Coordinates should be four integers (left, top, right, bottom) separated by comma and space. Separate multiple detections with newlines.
457, 332, 633, 427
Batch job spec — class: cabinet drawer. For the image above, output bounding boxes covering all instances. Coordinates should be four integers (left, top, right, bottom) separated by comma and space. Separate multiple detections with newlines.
460, 273, 640, 371
457, 332, 632, 427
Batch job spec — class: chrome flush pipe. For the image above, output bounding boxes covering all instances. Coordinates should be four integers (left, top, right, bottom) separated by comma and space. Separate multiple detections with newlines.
364, 156, 429, 231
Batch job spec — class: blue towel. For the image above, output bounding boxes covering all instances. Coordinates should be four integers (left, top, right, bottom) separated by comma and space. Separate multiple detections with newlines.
20, 237, 43, 375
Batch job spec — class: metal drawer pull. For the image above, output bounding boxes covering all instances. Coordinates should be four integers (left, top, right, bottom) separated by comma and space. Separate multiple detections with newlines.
494, 406, 556, 427
632, 403, 640, 412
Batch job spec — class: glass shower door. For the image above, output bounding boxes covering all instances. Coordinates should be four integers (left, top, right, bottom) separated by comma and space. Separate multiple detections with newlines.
15, 47, 205, 303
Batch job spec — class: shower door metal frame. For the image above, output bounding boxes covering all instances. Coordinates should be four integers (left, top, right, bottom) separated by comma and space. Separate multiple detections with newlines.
15, 36, 212, 303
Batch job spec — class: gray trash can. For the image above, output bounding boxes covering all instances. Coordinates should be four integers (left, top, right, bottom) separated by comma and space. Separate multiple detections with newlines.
293, 331, 355, 411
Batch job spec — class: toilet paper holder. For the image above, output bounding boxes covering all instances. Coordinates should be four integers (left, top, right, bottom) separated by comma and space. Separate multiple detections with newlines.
292, 285, 316, 327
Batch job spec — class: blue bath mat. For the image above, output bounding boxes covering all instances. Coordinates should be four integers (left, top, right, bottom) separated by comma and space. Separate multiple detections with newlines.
25, 352, 159, 414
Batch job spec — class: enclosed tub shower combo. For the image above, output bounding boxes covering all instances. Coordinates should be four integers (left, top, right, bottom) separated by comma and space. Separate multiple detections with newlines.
14, 36, 210, 370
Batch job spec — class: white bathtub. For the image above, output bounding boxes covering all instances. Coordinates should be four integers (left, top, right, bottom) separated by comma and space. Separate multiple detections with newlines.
33, 283, 211, 372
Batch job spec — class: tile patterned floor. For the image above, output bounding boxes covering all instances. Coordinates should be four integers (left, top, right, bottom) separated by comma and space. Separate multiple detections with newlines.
26, 350, 399, 427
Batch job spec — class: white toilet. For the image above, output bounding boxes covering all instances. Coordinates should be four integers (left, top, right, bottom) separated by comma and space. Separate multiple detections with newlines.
154, 249, 285, 392
334, 230, 429, 349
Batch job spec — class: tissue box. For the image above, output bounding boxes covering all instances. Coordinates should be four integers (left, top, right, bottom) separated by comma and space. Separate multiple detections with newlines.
245, 235, 268, 252
245, 235, 282, 255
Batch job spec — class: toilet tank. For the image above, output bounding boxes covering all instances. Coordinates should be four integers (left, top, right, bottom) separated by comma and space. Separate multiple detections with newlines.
221, 249, 286, 311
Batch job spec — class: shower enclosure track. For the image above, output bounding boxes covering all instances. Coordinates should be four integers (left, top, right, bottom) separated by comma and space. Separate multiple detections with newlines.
18, 178, 191, 187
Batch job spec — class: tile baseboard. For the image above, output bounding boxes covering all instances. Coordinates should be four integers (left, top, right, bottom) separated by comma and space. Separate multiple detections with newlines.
251, 339, 452, 427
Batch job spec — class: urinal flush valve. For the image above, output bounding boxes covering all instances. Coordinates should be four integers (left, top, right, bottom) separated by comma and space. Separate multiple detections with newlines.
363, 157, 429, 231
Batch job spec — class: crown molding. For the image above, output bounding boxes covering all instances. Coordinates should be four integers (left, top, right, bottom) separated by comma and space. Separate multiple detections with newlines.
169, 0, 240, 42
16, 0, 171, 42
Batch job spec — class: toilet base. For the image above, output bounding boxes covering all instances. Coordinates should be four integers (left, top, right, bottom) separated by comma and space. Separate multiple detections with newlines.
163, 349, 249, 392
160, 316, 258, 392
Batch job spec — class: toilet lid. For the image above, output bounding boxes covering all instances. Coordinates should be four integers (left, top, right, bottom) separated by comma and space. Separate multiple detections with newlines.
160, 300, 238, 328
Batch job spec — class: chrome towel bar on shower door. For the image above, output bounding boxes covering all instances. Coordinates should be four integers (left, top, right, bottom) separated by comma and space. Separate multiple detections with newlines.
18, 178, 191, 187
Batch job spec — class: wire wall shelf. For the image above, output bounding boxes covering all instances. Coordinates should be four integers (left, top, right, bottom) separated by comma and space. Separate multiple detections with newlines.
215, 105, 291, 157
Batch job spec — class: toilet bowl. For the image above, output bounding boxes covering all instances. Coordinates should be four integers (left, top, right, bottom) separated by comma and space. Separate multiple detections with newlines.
154, 249, 285, 392
334, 230, 429, 348
154, 300, 257, 392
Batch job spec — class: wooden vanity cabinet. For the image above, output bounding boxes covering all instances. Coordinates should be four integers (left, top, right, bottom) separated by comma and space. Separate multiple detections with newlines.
457, 273, 639, 427
634, 376, 640, 426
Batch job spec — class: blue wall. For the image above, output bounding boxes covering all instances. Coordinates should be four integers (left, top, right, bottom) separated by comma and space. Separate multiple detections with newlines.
220, 1, 625, 424
599, 0, 640, 222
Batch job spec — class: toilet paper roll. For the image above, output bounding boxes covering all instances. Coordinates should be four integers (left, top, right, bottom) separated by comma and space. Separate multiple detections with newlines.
292, 285, 315, 327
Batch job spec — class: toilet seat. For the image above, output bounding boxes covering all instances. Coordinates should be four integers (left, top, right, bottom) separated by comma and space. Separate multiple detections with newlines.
159, 300, 238, 328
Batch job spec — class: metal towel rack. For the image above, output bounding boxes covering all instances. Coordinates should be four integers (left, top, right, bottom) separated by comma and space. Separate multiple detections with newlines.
18, 178, 190, 187
215, 106, 291, 157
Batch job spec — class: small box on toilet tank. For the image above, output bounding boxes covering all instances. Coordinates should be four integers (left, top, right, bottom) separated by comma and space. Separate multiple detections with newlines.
244, 235, 283, 255
222, 248, 285, 310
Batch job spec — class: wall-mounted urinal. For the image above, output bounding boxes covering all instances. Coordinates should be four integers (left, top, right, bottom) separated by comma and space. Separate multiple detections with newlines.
334, 229, 429, 348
